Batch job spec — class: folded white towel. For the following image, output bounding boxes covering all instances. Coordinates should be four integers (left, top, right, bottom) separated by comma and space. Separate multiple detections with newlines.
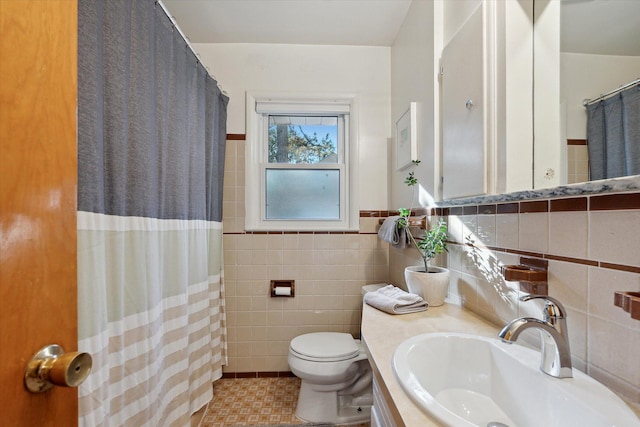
364, 284, 428, 315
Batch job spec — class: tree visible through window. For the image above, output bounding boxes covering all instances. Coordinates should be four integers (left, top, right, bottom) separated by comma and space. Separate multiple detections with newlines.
268, 116, 338, 164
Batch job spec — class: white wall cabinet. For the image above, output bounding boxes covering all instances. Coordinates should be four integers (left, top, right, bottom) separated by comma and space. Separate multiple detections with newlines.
441, 4, 486, 199
440, 0, 534, 199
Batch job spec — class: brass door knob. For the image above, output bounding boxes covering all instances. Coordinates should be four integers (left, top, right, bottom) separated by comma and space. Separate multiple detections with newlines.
24, 344, 92, 393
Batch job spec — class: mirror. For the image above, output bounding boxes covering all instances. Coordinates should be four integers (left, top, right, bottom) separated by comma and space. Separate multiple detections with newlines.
534, 0, 640, 188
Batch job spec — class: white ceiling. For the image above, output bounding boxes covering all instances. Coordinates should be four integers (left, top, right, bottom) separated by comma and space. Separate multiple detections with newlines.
162, 0, 640, 55
561, 0, 640, 56
162, 0, 413, 46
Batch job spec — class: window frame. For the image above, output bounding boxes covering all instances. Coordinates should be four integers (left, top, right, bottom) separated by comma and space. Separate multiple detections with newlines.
245, 92, 359, 231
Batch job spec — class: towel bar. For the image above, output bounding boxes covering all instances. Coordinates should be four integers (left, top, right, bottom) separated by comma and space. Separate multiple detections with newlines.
378, 215, 427, 229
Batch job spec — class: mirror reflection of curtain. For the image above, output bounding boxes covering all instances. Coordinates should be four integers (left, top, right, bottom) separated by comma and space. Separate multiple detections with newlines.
77, 0, 228, 425
586, 84, 640, 180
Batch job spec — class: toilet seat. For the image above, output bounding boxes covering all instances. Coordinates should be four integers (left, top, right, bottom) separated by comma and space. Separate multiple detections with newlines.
290, 332, 360, 362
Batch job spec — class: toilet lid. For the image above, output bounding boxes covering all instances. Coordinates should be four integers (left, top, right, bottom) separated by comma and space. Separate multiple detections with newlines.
290, 332, 360, 361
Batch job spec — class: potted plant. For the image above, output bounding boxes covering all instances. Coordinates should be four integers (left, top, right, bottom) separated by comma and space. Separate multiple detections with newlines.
398, 160, 450, 306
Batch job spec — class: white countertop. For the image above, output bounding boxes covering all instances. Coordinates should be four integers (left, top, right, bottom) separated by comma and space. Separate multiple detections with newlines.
361, 302, 640, 426
361, 302, 501, 426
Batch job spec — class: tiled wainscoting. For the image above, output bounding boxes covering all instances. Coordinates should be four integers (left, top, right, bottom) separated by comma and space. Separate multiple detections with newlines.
567, 139, 589, 184
222, 137, 389, 374
399, 192, 639, 405
223, 134, 638, 407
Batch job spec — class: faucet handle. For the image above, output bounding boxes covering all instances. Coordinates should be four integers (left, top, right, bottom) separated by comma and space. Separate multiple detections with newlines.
520, 294, 567, 321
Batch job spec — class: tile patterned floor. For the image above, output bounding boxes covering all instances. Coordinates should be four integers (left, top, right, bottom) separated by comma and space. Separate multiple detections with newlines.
198, 377, 370, 427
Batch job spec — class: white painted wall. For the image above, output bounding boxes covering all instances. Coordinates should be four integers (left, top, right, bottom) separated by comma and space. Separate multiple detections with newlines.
500, 0, 534, 193
561, 52, 640, 139
194, 1, 537, 212
533, 0, 562, 189
390, 0, 439, 209
390, 0, 534, 206
193, 43, 391, 210
442, 0, 482, 47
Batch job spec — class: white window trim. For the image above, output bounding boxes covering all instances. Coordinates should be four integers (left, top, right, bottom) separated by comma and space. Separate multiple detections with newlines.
245, 91, 359, 232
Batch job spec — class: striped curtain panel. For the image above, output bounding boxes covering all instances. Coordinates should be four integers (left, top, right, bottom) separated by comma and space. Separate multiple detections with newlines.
77, 1, 228, 425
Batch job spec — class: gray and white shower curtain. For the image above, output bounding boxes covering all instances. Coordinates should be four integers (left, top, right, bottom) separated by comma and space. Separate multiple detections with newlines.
77, 1, 228, 425
586, 83, 640, 180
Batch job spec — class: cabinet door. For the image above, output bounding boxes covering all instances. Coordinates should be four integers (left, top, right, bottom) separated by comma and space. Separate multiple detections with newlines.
372, 376, 399, 427
442, 4, 487, 199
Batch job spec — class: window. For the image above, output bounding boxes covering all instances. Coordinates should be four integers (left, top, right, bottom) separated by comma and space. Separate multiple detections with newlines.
245, 93, 359, 231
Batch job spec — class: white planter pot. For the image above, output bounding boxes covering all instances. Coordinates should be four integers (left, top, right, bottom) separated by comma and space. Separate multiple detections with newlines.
404, 266, 450, 306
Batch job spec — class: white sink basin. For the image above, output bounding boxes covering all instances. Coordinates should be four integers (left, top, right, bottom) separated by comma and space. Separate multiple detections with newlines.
393, 332, 639, 427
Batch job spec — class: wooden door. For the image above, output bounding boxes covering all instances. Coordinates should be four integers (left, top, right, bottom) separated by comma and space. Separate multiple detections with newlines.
0, 1, 79, 425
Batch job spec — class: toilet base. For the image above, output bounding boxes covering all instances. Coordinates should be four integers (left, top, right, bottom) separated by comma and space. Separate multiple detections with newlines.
295, 381, 373, 425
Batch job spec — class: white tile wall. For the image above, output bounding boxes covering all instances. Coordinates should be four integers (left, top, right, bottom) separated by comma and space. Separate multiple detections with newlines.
567, 145, 590, 184
519, 212, 549, 253
225, 137, 639, 405
427, 201, 640, 404
495, 213, 519, 249
476, 213, 496, 247
222, 139, 389, 373
589, 210, 640, 267
549, 211, 588, 258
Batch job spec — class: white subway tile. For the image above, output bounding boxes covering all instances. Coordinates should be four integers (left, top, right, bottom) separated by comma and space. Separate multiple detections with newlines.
549, 211, 588, 258
477, 214, 496, 247
588, 267, 640, 330
588, 317, 640, 390
519, 212, 548, 253
548, 260, 589, 313
496, 213, 519, 249
589, 210, 640, 267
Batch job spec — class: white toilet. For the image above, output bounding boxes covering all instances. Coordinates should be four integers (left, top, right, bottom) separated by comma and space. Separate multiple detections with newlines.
287, 284, 383, 424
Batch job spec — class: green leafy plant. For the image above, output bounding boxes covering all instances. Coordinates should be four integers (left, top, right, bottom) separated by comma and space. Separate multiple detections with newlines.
397, 159, 448, 272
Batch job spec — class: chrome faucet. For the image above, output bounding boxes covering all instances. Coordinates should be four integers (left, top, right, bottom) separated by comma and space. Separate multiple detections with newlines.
498, 295, 573, 378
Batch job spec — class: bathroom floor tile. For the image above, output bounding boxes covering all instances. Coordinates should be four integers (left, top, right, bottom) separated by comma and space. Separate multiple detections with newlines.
199, 377, 370, 427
